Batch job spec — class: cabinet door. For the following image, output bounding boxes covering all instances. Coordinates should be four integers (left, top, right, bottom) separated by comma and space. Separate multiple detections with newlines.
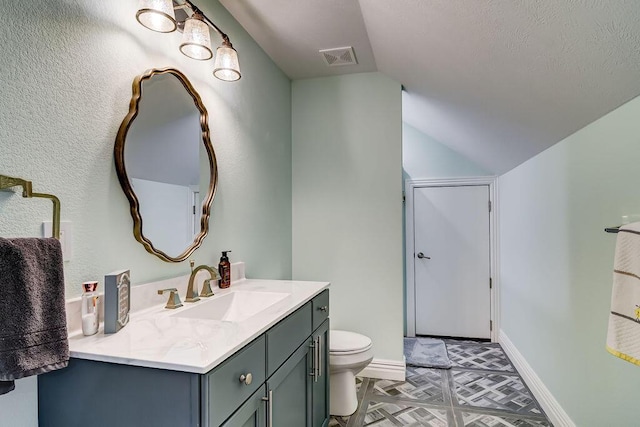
312, 319, 330, 427
221, 386, 267, 427
266, 339, 313, 427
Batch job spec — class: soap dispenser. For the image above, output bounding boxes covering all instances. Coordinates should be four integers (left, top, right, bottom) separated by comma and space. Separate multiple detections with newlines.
81, 281, 99, 336
218, 251, 231, 289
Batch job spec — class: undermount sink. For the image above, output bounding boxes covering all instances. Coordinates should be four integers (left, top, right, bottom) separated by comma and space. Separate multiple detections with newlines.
171, 291, 289, 322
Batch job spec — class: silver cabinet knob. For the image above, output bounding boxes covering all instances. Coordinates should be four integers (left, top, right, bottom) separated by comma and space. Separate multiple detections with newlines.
417, 252, 431, 259
239, 373, 252, 385
318, 306, 328, 312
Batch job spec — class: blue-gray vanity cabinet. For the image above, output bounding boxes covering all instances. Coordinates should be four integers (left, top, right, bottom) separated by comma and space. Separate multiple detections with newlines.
38, 290, 329, 427
259, 293, 330, 427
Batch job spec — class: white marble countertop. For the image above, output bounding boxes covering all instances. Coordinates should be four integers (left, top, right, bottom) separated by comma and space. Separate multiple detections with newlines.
68, 279, 329, 374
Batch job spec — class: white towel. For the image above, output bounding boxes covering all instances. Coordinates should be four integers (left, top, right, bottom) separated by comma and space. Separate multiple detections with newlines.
606, 222, 640, 366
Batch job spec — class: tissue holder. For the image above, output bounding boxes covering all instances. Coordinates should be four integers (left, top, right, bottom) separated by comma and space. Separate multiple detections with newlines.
104, 269, 131, 334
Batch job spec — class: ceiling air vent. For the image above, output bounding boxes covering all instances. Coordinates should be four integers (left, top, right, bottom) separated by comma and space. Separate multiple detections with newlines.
319, 47, 358, 67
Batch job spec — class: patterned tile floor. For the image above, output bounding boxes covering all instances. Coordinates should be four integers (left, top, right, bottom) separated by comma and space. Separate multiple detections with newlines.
329, 339, 553, 427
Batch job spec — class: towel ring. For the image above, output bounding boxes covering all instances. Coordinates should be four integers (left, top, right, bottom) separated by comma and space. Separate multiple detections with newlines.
0, 174, 61, 239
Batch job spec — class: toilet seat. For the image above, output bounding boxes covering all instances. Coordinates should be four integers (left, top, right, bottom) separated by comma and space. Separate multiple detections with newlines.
330, 330, 372, 355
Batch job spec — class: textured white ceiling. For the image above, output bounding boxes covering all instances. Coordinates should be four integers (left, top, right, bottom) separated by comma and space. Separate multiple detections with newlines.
219, 0, 377, 78
220, 0, 640, 173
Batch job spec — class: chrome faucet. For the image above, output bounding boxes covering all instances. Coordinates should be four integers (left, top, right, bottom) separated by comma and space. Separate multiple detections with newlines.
185, 260, 220, 302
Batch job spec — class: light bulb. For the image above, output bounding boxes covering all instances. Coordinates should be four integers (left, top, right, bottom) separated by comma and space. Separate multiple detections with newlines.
213, 43, 241, 81
136, 0, 176, 33
179, 13, 213, 60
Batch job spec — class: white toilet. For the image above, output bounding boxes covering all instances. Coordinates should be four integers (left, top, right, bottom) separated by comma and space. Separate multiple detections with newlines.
329, 330, 374, 416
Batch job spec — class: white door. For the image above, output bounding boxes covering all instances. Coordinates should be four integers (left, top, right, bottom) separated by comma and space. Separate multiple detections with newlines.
413, 185, 491, 339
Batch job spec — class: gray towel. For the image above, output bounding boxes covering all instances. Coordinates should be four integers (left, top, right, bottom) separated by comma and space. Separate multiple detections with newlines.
0, 238, 69, 395
404, 337, 453, 369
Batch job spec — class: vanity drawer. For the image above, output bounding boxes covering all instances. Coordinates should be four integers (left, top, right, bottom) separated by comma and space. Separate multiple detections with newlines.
204, 335, 266, 427
312, 290, 329, 331
266, 302, 312, 376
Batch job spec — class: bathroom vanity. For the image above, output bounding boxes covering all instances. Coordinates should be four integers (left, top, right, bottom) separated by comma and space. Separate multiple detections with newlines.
38, 280, 330, 427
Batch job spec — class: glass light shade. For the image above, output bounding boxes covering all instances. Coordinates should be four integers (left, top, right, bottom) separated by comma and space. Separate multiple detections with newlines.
179, 14, 213, 60
136, 0, 176, 33
213, 45, 241, 81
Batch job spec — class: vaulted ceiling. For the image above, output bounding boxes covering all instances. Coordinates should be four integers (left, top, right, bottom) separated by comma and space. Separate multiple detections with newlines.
220, 0, 640, 174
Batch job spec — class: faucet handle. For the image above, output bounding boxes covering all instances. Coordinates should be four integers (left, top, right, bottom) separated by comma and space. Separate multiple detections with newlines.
158, 288, 183, 309
201, 279, 215, 298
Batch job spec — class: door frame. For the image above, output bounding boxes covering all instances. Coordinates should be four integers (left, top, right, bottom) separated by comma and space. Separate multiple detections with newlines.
405, 176, 499, 342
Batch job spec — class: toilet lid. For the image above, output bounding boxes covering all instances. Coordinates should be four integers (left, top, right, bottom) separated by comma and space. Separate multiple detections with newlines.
330, 330, 372, 353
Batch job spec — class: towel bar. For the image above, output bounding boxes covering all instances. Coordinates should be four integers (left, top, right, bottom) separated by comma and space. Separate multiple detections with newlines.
0, 174, 60, 239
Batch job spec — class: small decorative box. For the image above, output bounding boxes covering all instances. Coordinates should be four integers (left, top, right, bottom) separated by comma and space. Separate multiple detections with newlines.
104, 269, 131, 334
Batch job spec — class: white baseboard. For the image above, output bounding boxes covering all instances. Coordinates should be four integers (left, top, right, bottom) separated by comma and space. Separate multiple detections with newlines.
358, 357, 406, 381
499, 331, 575, 427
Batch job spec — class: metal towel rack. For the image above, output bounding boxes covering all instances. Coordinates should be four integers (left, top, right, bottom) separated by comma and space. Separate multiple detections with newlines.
0, 174, 60, 239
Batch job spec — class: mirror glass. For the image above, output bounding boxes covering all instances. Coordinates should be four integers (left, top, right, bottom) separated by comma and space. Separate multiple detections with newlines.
115, 68, 217, 262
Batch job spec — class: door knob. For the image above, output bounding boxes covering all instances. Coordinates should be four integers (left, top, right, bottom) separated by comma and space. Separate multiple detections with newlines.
417, 252, 431, 259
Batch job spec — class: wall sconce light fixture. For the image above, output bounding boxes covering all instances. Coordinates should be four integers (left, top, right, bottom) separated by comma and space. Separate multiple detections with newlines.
136, 0, 241, 81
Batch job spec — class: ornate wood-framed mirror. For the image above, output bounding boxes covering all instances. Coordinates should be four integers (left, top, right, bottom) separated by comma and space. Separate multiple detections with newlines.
114, 68, 217, 262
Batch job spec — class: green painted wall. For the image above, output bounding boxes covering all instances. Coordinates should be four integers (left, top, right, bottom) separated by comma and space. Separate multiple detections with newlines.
292, 72, 404, 362
0, 1, 291, 423
499, 95, 640, 426
401, 122, 490, 334
403, 122, 489, 181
